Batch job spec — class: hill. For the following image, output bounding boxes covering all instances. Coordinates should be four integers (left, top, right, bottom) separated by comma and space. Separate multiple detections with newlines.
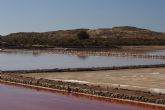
88, 26, 164, 39
1, 26, 165, 48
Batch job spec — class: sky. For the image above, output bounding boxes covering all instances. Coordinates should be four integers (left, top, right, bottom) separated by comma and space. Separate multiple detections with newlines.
0, 0, 165, 35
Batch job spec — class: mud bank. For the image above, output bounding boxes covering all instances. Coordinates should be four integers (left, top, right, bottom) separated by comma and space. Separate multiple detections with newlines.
2, 64, 165, 74
0, 74, 165, 106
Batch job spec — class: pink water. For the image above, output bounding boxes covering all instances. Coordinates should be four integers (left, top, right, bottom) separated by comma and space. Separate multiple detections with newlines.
0, 83, 162, 110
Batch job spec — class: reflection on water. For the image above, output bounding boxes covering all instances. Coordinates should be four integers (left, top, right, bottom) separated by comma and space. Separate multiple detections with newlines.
77, 55, 88, 60
0, 50, 165, 71
146, 50, 165, 56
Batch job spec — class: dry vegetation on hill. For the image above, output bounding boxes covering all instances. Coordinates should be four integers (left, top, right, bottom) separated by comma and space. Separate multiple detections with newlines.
1, 26, 165, 48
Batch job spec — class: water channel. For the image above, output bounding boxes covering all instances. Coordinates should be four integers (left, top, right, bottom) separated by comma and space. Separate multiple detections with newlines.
0, 50, 165, 71
0, 82, 159, 110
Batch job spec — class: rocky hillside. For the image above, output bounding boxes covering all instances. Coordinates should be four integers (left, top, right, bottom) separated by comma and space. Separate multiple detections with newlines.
1, 26, 165, 48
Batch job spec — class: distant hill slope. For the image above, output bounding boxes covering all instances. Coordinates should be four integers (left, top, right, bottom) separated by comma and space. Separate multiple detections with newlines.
1, 26, 165, 48
88, 26, 164, 39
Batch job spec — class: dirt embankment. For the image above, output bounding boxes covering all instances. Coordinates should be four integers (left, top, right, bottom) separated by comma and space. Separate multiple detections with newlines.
2, 64, 165, 74
23, 67, 165, 91
0, 74, 165, 105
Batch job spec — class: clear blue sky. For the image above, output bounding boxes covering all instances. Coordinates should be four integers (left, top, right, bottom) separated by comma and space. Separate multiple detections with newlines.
0, 0, 165, 35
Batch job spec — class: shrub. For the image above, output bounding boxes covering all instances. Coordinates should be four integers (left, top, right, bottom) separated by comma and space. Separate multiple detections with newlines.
77, 31, 90, 40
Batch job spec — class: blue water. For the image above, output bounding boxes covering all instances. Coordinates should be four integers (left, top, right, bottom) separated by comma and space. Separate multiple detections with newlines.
0, 50, 165, 71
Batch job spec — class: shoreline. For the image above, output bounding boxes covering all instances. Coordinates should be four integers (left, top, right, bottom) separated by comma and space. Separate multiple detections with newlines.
0, 79, 165, 110
1, 45, 165, 51
1, 47, 165, 109
1, 46, 165, 60
2, 64, 165, 73
22, 67, 165, 94
0, 74, 165, 106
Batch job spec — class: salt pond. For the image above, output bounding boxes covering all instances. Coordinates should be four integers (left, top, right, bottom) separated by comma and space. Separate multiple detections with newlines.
0, 82, 157, 110
0, 50, 165, 71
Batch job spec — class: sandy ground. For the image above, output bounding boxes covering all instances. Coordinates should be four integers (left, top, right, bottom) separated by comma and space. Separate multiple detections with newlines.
22, 67, 165, 92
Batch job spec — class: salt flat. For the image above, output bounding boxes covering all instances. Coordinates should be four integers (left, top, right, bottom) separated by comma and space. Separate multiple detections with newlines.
23, 67, 165, 93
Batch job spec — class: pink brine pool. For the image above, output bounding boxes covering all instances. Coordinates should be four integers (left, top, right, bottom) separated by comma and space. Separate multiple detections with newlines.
0, 83, 162, 110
